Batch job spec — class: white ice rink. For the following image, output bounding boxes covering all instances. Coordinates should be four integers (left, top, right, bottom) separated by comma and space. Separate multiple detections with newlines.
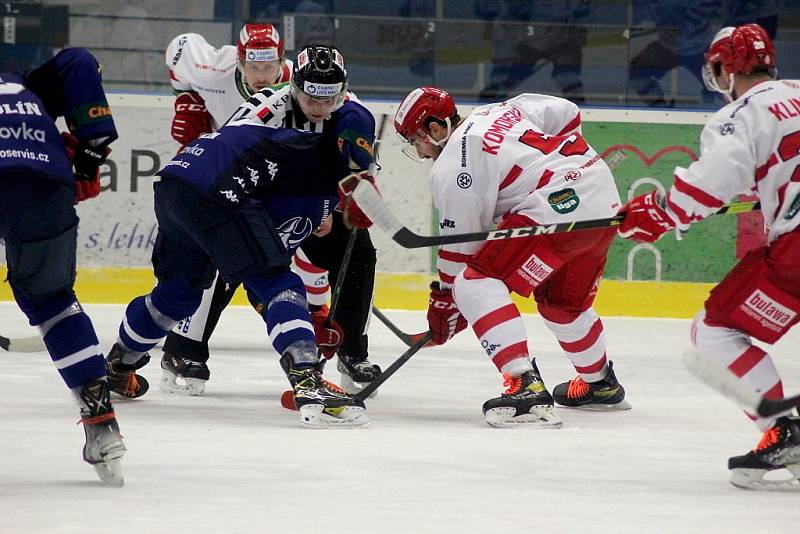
1, 301, 799, 533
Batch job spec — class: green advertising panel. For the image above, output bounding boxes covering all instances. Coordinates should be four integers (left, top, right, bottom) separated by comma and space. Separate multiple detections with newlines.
583, 121, 755, 283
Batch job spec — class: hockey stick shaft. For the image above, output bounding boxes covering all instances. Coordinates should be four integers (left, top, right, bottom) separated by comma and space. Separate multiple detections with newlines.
0, 333, 46, 352
683, 349, 800, 418
352, 177, 761, 249
371, 306, 428, 347
353, 332, 432, 401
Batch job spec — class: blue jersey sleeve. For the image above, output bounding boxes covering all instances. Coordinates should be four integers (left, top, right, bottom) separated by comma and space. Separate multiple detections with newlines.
332, 100, 376, 171
24, 48, 118, 144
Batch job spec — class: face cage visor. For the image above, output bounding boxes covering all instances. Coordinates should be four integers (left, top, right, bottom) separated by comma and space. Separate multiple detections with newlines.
399, 118, 453, 162
290, 79, 347, 117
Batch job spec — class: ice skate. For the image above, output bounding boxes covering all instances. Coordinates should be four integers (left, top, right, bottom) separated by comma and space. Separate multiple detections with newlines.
281, 353, 368, 428
77, 378, 126, 487
106, 343, 150, 399
337, 352, 381, 398
482, 363, 562, 429
552, 361, 631, 410
159, 352, 209, 395
728, 416, 800, 492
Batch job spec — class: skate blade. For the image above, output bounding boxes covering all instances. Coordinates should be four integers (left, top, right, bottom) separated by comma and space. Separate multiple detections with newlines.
93, 458, 124, 487
340, 373, 377, 398
730, 466, 800, 492
559, 399, 632, 411
298, 404, 370, 428
159, 370, 206, 396
484, 406, 563, 429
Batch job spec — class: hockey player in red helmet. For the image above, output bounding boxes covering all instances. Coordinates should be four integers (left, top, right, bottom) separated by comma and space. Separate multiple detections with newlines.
619, 23, 800, 491
350, 86, 629, 427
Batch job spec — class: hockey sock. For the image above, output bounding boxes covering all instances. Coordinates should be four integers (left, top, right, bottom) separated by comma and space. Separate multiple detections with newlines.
292, 249, 330, 307
14, 291, 105, 388
692, 311, 784, 430
244, 270, 317, 363
453, 270, 531, 376
117, 279, 203, 362
540, 307, 609, 383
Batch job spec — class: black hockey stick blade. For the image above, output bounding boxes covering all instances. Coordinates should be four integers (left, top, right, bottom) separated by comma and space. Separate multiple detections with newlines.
683, 349, 799, 418
0, 333, 46, 352
354, 332, 432, 402
371, 307, 428, 347
351, 178, 761, 249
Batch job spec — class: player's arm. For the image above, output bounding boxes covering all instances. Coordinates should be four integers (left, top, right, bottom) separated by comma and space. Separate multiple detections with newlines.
165, 34, 213, 146
619, 114, 755, 242
333, 103, 377, 172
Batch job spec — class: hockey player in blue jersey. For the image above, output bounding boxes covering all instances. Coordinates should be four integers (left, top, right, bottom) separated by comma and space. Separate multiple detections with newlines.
104, 115, 369, 427
0, 48, 124, 485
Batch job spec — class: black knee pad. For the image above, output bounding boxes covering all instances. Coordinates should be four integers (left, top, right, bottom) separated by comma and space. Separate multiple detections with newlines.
7, 221, 77, 300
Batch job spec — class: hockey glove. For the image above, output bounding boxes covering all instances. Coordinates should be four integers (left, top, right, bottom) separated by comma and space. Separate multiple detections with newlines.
310, 306, 344, 359
171, 91, 212, 147
338, 171, 378, 229
61, 132, 110, 203
617, 189, 677, 243
427, 281, 468, 346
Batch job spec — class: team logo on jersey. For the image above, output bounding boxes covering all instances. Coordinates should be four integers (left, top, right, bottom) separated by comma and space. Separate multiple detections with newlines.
548, 188, 580, 214
719, 122, 735, 135
457, 172, 472, 189
563, 170, 581, 182
519, 253, 554, 287
440, 218, 455, 229
172, 35, 188, 66
264, 158, 279, 181
278, 216, 313, 250
740, 289, 797, 333
67, 101, 113, 130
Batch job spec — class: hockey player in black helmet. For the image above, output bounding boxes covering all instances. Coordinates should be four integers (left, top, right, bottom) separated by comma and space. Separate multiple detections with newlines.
152, 44, 382, 398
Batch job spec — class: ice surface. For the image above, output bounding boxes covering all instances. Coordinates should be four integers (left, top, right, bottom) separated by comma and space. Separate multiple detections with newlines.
1, 302, 799, 533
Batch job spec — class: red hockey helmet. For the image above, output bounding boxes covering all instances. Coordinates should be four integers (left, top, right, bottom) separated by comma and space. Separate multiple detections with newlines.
237, 23, 284, 63
703, 23, 776, 94
394, 87, 457, 141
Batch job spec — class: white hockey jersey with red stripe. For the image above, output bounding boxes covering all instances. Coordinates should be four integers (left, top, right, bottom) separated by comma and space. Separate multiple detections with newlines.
430, 93, 621, 285
165, 33, 292, 130
664, 79, 800, 244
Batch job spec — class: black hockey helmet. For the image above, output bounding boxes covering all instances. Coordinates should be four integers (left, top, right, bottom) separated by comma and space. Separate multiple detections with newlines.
291, 45, 348, 111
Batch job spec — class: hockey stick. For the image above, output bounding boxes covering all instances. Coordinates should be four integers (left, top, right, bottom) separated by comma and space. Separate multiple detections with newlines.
353, 332, 432, 401
371, 306, 429, 347
351, 178, 761, 249
0, 332, 46, 352
683, 349, 800, 418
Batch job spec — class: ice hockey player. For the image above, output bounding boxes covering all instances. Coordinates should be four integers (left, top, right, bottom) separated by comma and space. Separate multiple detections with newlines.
168, 44, 381, 396
618, 23, 800, 491
0, 48, 125, 485
344, 86, 631, 427
161, 29, 352, 395
104, 112, 368, 427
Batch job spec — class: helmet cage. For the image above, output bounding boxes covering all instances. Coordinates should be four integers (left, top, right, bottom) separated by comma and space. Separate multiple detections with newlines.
291, 46, 348, 113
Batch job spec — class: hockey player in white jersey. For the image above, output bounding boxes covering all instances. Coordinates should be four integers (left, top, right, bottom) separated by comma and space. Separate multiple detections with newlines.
157, 26, 336, 396
346, 87, 630, 427
618, 23, 800, 491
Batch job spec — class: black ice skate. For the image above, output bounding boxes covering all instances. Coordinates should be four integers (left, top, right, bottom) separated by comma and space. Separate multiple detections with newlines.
552, 361, 631, 410
728, 416, 800, 492
337, 352, 382, 398
77, 378, 126, 487
280, 353, 368, 428
159, 352, 210, 396
106, 343, 150, 399
482, 362, 562, 428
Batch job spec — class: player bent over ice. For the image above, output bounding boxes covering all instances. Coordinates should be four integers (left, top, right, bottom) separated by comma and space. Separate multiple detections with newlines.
0, 48, 125, 485
618, 24, 800, 490
346, 87, 630, 427
105, 118, 367, 427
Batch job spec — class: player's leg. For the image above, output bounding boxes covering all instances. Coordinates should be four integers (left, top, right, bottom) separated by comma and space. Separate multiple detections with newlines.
692, 229, 800, 490
534, 228, 630, 410
159, 273, 240, 395
458, 214, 567, 428
300, 212, 380, 393
219, 205, 367, 427
1, 175, 124, 485
292, 248, 330, 307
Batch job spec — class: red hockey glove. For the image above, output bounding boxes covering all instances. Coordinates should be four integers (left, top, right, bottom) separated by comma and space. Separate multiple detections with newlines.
338, 171, 378, 229
427, 281, 468, 346
617, 189, 676, 243
310, 306, 344, 359
61, 132, 110, 204
171, 91, 212, 147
